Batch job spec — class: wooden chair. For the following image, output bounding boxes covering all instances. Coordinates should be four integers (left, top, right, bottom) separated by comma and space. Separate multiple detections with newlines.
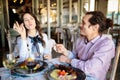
5, 28, 19, 54
107, 40, 120, 80
111, 41, 120, 80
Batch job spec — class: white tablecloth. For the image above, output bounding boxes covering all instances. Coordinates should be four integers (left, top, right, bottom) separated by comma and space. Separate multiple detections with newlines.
0, 58, 99, 80
0, 58, 61, 80
0, 66, 47, 80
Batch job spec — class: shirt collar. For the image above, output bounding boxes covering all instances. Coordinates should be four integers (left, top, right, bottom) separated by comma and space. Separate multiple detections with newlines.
84, 35, 101, 44
91, 35, 101, 44
28, 31, 39, 37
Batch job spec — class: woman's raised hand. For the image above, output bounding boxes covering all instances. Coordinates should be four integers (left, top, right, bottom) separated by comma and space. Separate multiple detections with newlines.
13, 21, 26, 40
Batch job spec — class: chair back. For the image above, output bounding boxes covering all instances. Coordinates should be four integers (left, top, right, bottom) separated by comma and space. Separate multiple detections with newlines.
110, 41, 120, 80
5, 28, 19, 53
107, 40, 120, 80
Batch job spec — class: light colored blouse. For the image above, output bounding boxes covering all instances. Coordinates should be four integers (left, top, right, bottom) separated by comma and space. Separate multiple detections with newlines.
15, 32, 50, 61
68, 35, 115, 80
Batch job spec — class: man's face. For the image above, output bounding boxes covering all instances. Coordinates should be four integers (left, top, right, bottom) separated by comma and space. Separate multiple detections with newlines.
79, 14, 96, 37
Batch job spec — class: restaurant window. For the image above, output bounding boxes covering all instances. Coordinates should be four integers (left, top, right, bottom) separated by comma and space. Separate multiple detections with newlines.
37, 0, 57, 26
107, 0, 120, 25
8, 0, 32, 28
62, 0, 69, 24
72, 0, 78, 23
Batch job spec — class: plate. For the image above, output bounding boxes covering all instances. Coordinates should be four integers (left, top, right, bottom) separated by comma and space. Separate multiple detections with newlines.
11, 60, 48, 76
46, 64, 86, 80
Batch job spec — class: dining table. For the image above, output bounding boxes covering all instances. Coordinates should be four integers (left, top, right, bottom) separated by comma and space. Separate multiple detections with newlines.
0, 67, 47, 80
0, 58, 61, 80
0, 58, 97, 80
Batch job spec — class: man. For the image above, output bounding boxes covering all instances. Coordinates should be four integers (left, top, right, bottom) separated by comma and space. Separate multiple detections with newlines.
56, 11, 115, 80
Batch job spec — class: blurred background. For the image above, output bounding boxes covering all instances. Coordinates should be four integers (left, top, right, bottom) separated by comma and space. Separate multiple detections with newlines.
0, 0, 120, 79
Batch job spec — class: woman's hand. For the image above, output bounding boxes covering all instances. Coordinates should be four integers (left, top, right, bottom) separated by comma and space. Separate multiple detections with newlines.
54, 44, 68, 56
13, 22, 26, 40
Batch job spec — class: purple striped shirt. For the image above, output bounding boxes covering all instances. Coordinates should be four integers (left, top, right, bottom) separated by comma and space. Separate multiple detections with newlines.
69, 35, 115, 80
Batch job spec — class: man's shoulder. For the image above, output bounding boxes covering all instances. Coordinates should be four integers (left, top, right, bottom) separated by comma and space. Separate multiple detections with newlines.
96, 34, 114, 46
100, 34, 113, 42
102, 34, 112, 40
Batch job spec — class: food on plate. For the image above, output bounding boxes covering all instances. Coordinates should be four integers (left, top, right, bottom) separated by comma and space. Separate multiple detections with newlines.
18, 58, 34, 69
26, 58, 34, 62
50, 69, 60, 79
58, 70, 66, 76
50, 65, 77, 80
33, 64, 41, 70
18, 58, 41, 70
19, 61, 27, 69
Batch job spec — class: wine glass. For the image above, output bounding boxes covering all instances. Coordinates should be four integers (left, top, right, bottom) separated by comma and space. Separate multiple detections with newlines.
2, 53, 16, 80
26, 50, 36, 73
2, 53, 16, 69
26, 60, 36, 74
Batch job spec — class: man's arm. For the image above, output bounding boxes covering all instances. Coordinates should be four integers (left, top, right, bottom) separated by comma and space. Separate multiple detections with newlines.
71, 40, 115, 75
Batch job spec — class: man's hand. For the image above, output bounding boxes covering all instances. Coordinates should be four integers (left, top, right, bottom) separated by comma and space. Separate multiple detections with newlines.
44, 54, 52, 60
59, 55, 71, 64
55, 44, 68, 56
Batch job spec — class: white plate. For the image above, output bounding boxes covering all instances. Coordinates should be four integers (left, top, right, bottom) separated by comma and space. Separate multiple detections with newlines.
46, 64, 86, 80
12, 60, 48, 77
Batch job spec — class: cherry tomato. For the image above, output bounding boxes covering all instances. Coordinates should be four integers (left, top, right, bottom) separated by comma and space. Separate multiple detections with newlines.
58, 70, 66, 76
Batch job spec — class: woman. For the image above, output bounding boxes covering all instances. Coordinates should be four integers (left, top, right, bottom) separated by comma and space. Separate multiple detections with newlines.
13, 12, 51, 61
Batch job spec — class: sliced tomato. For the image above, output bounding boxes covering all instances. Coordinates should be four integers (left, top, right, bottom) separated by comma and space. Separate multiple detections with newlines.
58, 70, 66, 76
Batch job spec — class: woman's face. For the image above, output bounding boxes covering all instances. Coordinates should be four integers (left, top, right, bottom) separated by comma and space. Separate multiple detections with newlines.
23, 13, 36, 30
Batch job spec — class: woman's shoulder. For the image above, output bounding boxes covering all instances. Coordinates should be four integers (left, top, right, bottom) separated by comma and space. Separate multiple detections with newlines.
41, 33, 47, 36
41, 33, 48, 38
16, 35, 21, 41
41, 33, 48, 42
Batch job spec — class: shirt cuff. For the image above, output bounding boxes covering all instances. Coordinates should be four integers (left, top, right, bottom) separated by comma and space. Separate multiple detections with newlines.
71, 58, 80, 68
68, 50, 75, 59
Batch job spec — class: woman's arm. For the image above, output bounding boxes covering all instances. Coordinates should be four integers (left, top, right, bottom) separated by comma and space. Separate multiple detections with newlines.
16, 37, 29, 61
42, 33, 52, 60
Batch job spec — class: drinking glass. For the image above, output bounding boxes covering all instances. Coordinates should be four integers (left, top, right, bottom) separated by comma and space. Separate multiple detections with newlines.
2, 53, 16, 69
2, 53, 16, 80
26, 51, 36, 74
